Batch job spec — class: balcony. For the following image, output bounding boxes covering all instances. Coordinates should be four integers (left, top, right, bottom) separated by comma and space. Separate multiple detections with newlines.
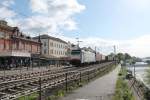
0, 50, 31, 57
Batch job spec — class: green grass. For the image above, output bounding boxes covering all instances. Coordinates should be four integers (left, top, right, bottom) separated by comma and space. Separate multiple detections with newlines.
144, 68, 150, 99
17, 92, 39, 100
146, 68, 150, 84
113, 68, 135, 100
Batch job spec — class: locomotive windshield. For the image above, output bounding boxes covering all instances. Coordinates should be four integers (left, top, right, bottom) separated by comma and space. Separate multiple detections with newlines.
71, 50, 81, 55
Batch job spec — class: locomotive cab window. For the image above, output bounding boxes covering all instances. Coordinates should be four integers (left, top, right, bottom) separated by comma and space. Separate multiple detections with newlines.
71, 50, 80, 55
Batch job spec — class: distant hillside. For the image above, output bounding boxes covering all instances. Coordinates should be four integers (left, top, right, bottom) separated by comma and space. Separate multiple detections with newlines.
144, 57, 150, 59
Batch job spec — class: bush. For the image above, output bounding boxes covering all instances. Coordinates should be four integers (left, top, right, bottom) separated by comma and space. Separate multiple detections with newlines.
144, 88, 150, 100
113, 69, 135, 100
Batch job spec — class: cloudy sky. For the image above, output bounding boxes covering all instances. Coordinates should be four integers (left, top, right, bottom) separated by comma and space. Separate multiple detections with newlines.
0, 0, 150, 57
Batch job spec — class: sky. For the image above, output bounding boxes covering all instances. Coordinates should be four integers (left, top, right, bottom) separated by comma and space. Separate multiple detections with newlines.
0, 0, 150, 57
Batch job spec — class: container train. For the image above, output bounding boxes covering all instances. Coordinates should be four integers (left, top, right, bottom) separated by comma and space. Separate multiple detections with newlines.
70, 48, 114, 66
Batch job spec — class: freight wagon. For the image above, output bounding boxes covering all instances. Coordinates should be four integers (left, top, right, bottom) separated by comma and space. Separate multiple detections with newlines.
70, 47, 114, 66
95, 52, 102, 63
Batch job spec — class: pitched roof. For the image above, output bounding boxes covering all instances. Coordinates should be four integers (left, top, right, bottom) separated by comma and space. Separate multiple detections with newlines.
33, 34, 67, 44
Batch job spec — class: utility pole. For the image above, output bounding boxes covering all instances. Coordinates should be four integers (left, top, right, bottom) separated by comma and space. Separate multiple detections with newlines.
114, 45, 116, 57
3, 67, 5, 78
76, 38, 82, 48
88, 70, 90, 82
134, 64, 136, 79
80, 72, 82, 83
95, 46, 97, 58
38, 34, 41, 70
39, 77, 42, 100
131, 63, 136, 88
95, 46, 97, 52
113, 45, 117, 65
65, 73, 68, 92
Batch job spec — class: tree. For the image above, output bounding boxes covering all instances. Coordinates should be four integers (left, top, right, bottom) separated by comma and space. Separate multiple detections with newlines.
146, 60, 150, 64
146, 69, 150, 84
124, 53, 131, 60
116, 53, 126, 63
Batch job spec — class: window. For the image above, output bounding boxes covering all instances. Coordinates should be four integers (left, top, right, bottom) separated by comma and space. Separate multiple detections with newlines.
44, 42, 46, 46
71, 50, 80, 55
0, 43, 3, 50
51, 50, 53, 54
50, 42, 53, 47
0, 32, 4, 38
44, 49, 47, 54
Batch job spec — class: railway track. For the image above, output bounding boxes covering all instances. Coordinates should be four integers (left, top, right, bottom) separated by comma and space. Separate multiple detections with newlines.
0, 62, 114, 100
0, 66, 77, 83
0, 62, 110, 83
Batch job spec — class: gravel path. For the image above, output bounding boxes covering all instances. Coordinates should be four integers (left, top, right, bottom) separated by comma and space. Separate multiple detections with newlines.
59, 65, 120, 100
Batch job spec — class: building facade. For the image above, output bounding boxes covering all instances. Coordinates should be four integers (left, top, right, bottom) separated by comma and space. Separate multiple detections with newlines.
33, 35, 69, 65
0, 20, 41, 69
33, 35, 68, 59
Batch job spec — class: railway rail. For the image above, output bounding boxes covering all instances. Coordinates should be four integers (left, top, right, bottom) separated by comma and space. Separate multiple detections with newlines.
0, 62, 115, 100
0, 62, 110, 83
0, 66, 77, 83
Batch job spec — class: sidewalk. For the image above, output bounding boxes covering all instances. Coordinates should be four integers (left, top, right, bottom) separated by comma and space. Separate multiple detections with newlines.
59, 65, 120, 100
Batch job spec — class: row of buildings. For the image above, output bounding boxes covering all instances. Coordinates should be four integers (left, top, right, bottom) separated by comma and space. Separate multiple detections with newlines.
0, 20, 77, 69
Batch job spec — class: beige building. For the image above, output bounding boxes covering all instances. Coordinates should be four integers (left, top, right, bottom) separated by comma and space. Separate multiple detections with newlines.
33, 34, 68, 58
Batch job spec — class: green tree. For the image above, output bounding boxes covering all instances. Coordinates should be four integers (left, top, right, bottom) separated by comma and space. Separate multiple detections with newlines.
146, 60, 150, 64
146, 69, 150, 84
117, 53, 125, 62
124, 53, 131, 60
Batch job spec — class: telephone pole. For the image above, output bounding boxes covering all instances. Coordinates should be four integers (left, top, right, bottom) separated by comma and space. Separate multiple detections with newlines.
114, 45, 117, 65
76, 38, 82, 48
39, 77, 42, 100
95, 46, 97, 60
114, 45, 116, 55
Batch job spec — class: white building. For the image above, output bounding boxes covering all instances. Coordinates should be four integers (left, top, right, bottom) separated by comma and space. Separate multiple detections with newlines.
33, 34, 68, 58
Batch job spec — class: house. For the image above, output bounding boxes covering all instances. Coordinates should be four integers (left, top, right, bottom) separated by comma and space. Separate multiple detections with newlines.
0, 20, 41, 69
33, 34, 69, 65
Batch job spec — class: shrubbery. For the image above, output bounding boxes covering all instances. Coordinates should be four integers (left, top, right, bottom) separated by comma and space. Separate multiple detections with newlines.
113, 68, 135, 100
